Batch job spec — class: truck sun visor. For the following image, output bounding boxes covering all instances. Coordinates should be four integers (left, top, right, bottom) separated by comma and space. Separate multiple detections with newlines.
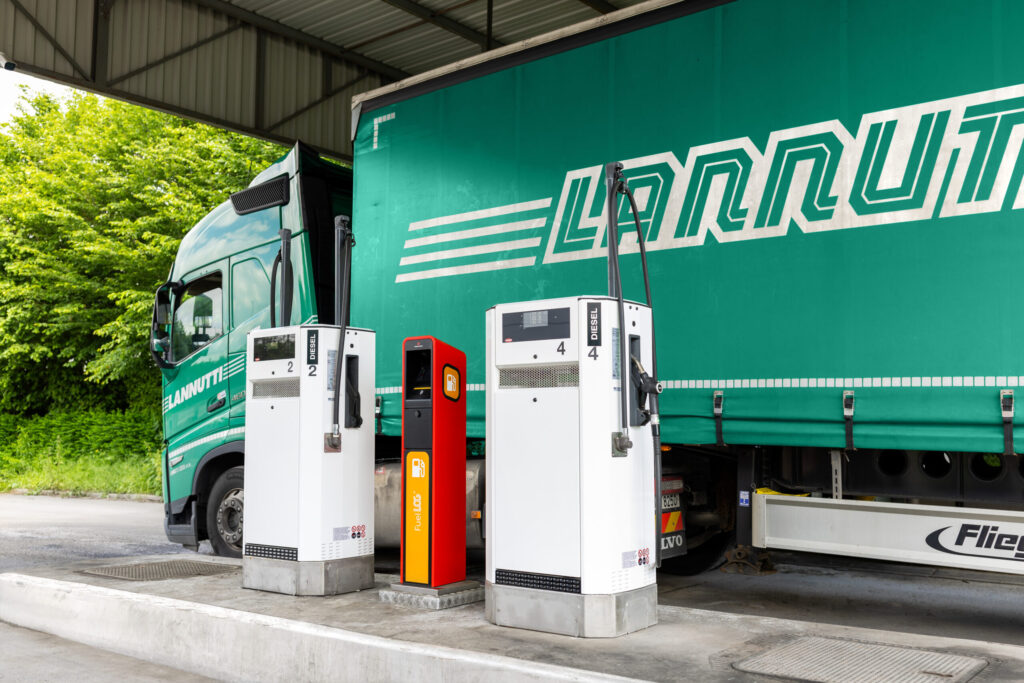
230, 173, 290, 215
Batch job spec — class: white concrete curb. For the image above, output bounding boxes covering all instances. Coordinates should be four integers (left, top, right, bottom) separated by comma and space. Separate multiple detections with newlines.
0, 573, 634, 682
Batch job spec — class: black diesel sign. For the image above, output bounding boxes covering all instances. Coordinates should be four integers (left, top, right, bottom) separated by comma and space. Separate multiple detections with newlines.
587, 303, 601, 346
307, 329, 319, 365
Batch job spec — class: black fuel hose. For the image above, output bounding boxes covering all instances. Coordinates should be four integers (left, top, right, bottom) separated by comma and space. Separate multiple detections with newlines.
269, 251, 282, 327
605, 163, 632, 453
331, 217, 353, 437
619, 178, 664, 568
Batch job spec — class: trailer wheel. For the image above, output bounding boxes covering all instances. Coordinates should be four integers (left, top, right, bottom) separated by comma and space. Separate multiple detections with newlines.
207, 467, 244, 558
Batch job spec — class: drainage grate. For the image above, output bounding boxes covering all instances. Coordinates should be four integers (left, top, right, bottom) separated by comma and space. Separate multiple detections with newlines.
735, 637, 987, 683
81, 559, 239, 582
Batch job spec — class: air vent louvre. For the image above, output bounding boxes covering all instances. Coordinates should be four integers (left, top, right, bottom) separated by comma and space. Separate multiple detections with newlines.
230, 173, 290, 215
252, 378, 300, 398
499, 364, 579, 389
495, 569, 581, 593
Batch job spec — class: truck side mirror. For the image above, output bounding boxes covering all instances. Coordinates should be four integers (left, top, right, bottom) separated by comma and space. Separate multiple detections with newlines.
150, 282, 175, 369
152, 335, 170, 355
155, 302, 172, 326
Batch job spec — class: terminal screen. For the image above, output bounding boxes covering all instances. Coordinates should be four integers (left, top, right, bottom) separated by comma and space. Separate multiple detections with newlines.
253, 334, 295, 362
502, 307, 570, 342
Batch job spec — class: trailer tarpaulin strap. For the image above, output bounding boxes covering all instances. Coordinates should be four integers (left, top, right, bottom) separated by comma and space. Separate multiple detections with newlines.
843, 391, 855, 451
713, 391, 724, 447
1001, 390, 1014, 456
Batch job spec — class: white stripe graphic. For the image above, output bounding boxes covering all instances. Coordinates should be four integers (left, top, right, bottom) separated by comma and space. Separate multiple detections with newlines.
395, 257, 536, 283
373, 377, 1023, 394
375, 385, 486, 394
404, 218, 546, 249
662, 376, 1021, 389
168, 427, 245, 460
409, 199, 552, 231
399, 238, 541, 266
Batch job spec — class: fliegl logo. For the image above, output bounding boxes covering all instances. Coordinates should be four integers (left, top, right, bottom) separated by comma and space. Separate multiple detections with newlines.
395, 82, 1024, 283
926, 523, 1024, 564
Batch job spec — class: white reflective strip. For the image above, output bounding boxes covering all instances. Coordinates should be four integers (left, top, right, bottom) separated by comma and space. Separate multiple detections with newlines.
375, 384, 486, 394
403, 219, 546, 249
408, 198, 552, 231
395, 257, 535, 283
664, 376, 1024, 389
399, 238, 541, 266
167, 427, 245, 460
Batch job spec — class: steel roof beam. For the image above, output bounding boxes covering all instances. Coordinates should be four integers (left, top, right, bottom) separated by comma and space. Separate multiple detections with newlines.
9, 0, 90, 79
267, 71, 372, 133
577, 0, 618, 14
107, 23, 243, 87
189, 0, 410, 82
380, 0, 505, 49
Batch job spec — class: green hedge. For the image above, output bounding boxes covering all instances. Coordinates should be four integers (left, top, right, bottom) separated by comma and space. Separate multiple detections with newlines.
0, 408, 163, 495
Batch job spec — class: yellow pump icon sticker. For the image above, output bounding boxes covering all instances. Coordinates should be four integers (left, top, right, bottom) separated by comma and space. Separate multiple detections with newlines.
404, 451, 430, 584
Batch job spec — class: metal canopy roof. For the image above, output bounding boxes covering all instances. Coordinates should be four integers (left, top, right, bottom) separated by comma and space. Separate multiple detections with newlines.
0, 0, 651, 159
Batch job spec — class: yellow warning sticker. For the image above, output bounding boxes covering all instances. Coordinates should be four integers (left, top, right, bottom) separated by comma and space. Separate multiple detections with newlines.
404, 451, 430, 584
661, 510, 683, 534
442, 364, 461, 401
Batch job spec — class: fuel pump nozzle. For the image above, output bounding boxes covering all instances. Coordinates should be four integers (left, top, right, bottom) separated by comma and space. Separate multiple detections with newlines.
630, 355, 664, 426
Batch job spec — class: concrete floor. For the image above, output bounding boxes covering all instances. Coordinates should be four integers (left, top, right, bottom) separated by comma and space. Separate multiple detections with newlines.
4, 493, 1021, 646
5, 493, 1024, 680
13, 557, 1024, 682
658, 551, 1024, 646
0, 622, 215, 682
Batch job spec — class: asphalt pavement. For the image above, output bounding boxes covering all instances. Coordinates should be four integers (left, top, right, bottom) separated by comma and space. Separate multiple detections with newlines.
0, 493, 209, 572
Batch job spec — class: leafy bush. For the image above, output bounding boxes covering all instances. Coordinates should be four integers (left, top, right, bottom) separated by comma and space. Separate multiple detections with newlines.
0, 408, 163, 494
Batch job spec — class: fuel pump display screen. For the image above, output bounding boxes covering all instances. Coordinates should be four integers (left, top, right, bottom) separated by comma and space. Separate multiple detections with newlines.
253, 334, 295, 362
502, 307, 570, 342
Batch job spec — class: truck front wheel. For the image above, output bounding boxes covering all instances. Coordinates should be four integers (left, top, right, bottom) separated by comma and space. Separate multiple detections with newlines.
206, 467, 244, 557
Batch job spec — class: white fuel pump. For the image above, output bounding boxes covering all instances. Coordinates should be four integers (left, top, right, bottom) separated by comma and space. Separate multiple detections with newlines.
484, 296, 658, 637
242, 324, 376, 595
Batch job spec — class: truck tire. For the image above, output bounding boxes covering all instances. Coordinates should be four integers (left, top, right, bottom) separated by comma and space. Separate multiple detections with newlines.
206, 467, 244, 558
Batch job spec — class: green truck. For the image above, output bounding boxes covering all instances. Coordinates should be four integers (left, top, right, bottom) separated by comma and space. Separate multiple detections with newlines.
153, 0, 1024, 573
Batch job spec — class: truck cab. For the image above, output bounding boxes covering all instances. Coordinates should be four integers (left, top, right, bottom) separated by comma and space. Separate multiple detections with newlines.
151, 143, 352, 556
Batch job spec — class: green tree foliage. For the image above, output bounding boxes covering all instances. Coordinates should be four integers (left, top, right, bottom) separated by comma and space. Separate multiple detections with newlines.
0, 88, 283, 414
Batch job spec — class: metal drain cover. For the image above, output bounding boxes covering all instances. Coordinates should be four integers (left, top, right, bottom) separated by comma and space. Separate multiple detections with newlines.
735, 637, 987, 683
81, 559, 239, 581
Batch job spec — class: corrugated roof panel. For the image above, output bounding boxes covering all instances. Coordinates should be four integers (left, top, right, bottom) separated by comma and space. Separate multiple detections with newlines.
115, 26, 259, 129
356, 22, 481, 74
2, 0, 685, 159
487, 0, 602, 44
263, 34, 321, 130
231, 0, 418, 52
6, 0, 84, 78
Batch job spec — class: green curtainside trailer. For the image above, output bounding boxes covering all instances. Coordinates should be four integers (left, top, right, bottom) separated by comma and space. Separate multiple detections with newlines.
155, 0, 1024, 573
352, 0, 1024, 455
